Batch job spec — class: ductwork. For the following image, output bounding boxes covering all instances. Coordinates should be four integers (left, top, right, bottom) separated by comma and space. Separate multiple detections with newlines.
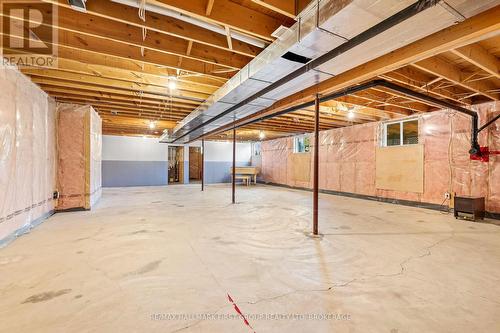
160, 0, 499, 144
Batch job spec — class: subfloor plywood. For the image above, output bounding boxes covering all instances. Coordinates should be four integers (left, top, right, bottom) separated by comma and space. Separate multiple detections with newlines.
376, 144, 424, 193
290, 153, 311, 182
0, 185, 499, 332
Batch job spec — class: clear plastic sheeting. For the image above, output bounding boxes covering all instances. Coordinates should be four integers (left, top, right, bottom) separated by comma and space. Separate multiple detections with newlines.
0, 64, 56, 244
56, 104, 102, 211
90, 110, 102, 207
261, 102, 500, 213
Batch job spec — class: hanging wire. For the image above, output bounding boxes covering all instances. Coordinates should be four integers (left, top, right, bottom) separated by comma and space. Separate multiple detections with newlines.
139, 0, 147, 57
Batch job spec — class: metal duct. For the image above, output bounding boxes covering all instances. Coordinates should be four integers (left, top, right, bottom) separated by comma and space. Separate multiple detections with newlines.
161, 0, 498, 144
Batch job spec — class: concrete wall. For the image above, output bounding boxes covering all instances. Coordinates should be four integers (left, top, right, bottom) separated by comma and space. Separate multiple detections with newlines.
261, 102, 500, 214
102, 136, 252, 187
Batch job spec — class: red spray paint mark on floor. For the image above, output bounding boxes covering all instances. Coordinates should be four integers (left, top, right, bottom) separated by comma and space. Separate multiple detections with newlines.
227, 293, 256, 333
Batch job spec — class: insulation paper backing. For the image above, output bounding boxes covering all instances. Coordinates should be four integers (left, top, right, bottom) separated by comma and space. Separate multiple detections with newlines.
261, 102, 500, 213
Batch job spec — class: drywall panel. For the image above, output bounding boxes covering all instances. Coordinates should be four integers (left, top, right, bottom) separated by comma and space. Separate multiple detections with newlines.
102, 135, 168, 162
375, 145, 424, 193
203, 141, 252, 162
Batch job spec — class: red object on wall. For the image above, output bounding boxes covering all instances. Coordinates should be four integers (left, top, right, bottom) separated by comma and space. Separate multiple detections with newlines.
470, 147, 500, 163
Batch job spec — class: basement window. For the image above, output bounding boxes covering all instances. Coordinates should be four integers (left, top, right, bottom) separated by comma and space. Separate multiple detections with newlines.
383, 119, 419, 147
252, 142, 262, 156
294, 135, 310, 153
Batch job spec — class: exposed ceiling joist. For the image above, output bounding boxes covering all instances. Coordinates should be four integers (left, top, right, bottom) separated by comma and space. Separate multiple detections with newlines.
412, 57, 499, 100
379, 67, 472, 105
42, 0, 261, 57
251, 0, 296, 18
152, 0, 290, 41
22, 68, 211, 100
451, 44, 500, 79
205, 0, 215, 16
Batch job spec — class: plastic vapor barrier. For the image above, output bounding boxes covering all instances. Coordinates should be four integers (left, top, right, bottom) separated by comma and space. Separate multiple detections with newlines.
0, 64, 56, 245
56, 104, 102, 211
261, 102, 500, 214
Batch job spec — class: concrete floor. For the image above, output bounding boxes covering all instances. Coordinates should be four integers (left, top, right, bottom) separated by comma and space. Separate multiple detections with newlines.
1, 185, 499, 332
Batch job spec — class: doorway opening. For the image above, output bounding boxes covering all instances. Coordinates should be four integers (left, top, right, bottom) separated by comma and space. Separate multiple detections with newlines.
189, 147, 202, 183
168, 146, 184, 184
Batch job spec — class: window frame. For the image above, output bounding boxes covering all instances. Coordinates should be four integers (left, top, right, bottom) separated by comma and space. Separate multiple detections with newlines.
252, 141, 262, 156
383, 118, 419, 147
293, 135, 310, 153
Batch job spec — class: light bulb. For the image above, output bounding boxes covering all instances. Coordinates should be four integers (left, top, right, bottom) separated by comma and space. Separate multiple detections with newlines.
168, 80, 177, 90
259, 130, 265, 140
347, 111, 355, 120
149, 121, 156, 129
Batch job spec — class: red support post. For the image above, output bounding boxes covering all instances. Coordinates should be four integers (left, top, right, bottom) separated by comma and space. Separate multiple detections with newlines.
201, 139, 205, 191
313, 94, 320, 235
232, 128, 236, 204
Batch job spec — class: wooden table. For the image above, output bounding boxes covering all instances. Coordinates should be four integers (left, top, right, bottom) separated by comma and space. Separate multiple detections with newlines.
232, 167, 259, 185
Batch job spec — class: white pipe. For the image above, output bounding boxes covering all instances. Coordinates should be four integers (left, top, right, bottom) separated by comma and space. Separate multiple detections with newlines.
111, 0, 268, 48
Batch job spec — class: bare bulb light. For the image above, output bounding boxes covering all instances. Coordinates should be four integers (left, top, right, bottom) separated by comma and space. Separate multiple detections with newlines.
347, 111, 355, 120
149, 121, 156, 129
259, 130, 266, 140
168, 77, 177, 90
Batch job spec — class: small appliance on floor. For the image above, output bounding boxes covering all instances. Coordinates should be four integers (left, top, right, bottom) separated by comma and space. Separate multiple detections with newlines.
454, 196, 485, 221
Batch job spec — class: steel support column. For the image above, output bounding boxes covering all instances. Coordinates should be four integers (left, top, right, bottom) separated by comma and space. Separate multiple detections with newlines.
201, 139, 205, 191
313, 94, 319, 235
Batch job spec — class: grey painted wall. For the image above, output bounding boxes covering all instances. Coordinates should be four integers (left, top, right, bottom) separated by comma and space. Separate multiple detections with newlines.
204, 161, 251, 184
102, 161, 168, 187
101, 135, 253, 187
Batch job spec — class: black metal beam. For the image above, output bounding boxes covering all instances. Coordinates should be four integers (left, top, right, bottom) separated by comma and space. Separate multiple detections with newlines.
478, 113, 500, 133
226, 79, 482, 156
171, 0, 440, 143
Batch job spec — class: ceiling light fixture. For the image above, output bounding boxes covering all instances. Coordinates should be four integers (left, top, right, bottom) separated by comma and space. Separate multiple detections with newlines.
149, 121, 156, 129
168, 77, 177, 90
347, 111, 355, 120
259, 130, 265, 140
337, 103, 349, 112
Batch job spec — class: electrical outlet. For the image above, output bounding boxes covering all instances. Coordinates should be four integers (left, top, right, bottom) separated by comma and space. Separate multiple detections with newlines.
444, 192, 451, 199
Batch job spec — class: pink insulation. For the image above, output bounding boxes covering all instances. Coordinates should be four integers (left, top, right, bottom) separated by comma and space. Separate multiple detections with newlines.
261, 102, 500, 214
0, 65, 56, 243
56, 104, 102, 211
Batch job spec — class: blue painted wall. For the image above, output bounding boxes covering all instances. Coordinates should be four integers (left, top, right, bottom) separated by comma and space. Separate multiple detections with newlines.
102, 161, 168, 187
101, 136, 253, 187
204, 161, 251, 183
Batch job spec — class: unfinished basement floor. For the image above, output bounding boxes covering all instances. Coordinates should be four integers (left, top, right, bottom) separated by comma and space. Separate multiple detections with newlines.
1, 185, 499, 332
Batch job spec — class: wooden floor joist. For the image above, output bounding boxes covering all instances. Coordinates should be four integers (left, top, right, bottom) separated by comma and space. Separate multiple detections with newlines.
2, 1, 496, 138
